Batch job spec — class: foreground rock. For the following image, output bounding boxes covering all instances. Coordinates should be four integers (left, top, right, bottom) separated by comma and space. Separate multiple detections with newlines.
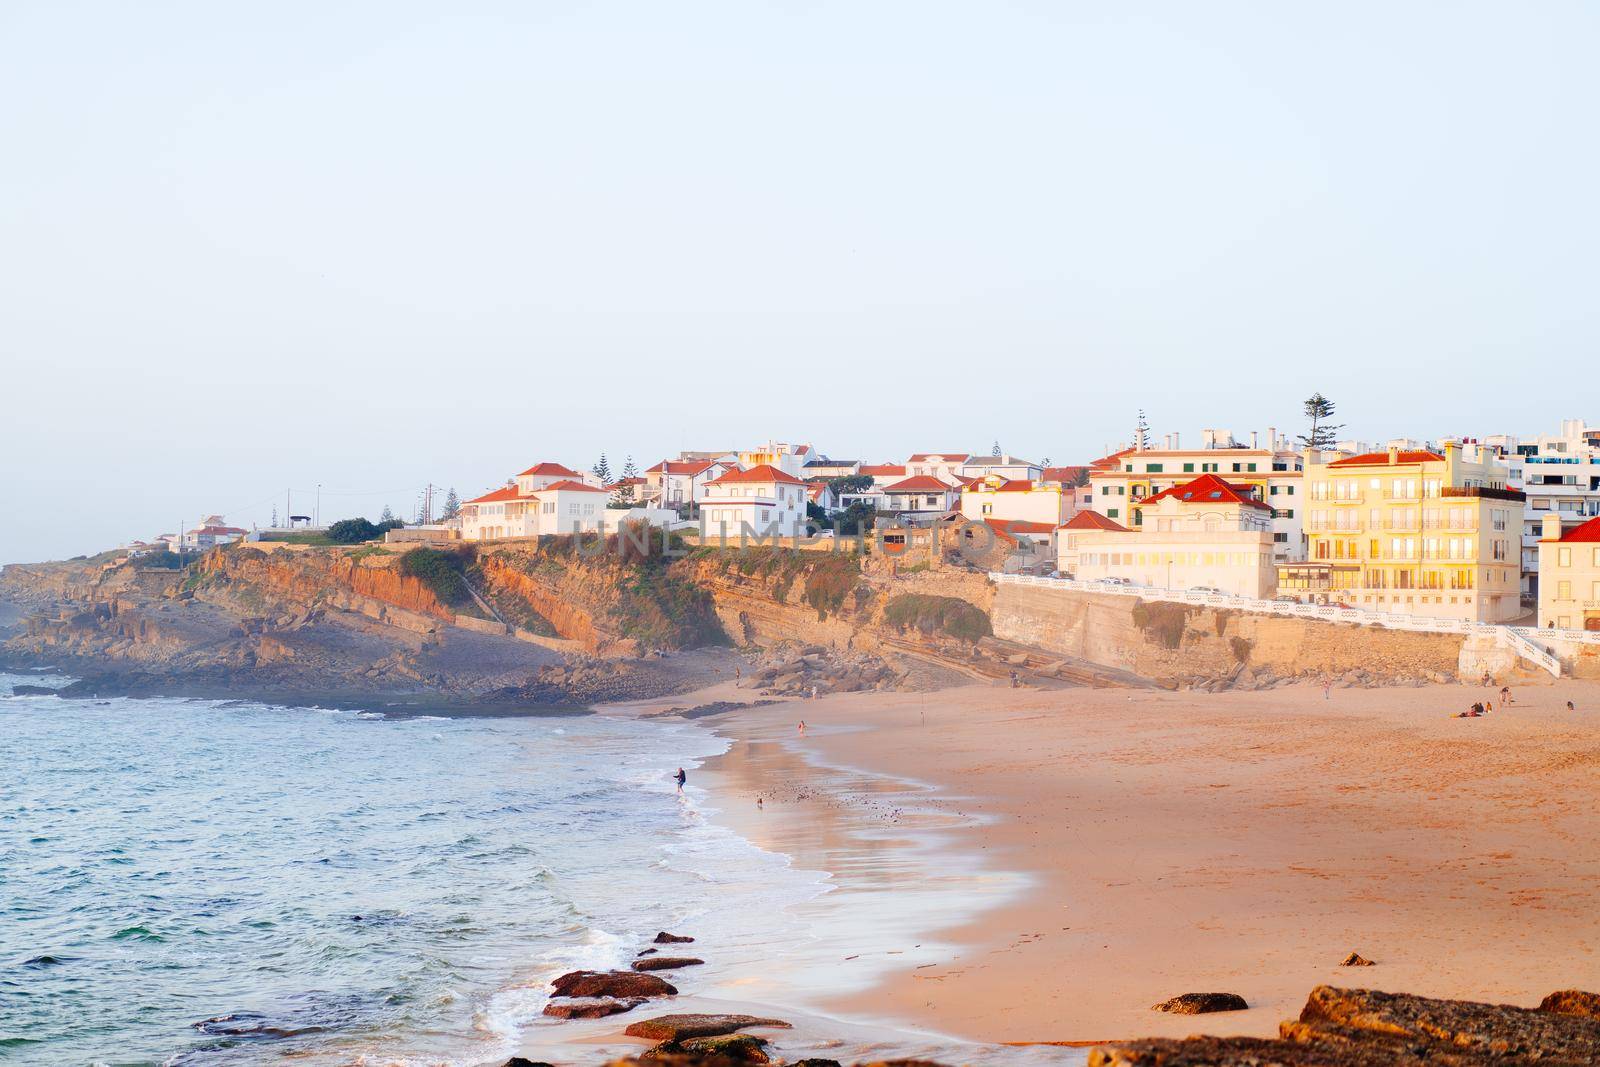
542, 997, 644, 1019
1540, 990, 1600, 1019
633, 957, 704, 972
1152, 993, 1248, 1014
1094, 985, 1600, 1066
654, 931, 695, 944
645, 1034, 770, 1063
1337, 952, 1374, 967
623, 1014, 791, 1042
550, 970, 677, 999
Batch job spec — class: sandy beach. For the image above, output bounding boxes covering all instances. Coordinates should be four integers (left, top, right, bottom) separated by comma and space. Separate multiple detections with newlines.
685, 675, 1600, 1048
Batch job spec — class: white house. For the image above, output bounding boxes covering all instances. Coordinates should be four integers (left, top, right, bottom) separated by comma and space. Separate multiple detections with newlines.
700, 464, 809, 537
164, 516, 247, 553
738, 442, 812, 478
959, 477, 1075, 526
880, 475, 961, 519
959, 454, 1043, 482
905, 453, 971, 483
803, 457, 862, 479
646, 459, 738, 508
459, 476, 611, 540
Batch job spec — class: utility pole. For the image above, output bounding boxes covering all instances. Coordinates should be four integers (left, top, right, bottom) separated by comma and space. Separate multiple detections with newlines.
316, 483, 321, 529
423, 483, 435, 525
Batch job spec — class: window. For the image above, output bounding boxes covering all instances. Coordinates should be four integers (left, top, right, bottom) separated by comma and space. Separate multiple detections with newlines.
1558, 580, 1572, 599
1247, 463, 1257, 472
1183, 462, 1194, 473
1107, 508, 1119, 518
1559, 547, 1572, 567
1146, 463, 1163, 473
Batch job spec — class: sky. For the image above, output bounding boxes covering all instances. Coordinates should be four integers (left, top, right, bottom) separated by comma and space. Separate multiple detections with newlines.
3, 2, 1598, 563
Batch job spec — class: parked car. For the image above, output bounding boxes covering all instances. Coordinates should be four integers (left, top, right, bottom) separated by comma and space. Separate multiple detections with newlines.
1273, 594, 1299, 603
1189, 585, 1225, 595
1100, 576, 1132, 586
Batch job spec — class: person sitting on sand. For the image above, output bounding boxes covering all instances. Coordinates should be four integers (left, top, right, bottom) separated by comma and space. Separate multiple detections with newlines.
674, 767, 686, 794
1568, 700, 1577, 712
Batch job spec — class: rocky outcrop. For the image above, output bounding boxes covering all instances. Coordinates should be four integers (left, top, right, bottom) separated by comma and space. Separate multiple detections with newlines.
654, 932, 695, 944
1093, 985, 1600, 1066
1540, 990, 1600, 1019
542, 997, 644, 1019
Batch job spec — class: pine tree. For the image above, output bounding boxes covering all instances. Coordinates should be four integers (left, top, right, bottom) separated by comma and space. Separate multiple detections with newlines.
1040, 456, 1050, 467
622, 455, 638, 479
380, 505, 396, 525
1298, 393, 1345, 450
1135, 409, 1150, 450
441, 488, 461, 520
593, 454, 613, 485
991, 440, 1002, 457
271, 505, 278, 528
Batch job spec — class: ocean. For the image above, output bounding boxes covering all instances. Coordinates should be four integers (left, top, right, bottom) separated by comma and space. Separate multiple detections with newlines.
0, 671, 834, 1066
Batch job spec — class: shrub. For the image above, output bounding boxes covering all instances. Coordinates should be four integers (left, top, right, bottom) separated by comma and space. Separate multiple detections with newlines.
1229, 635, 1254, 663
1130, 599, 1192, 649
327, 518, 381, 544
882, 594, 992, 642
803, 554, 862, 619
399, 546, 471, 606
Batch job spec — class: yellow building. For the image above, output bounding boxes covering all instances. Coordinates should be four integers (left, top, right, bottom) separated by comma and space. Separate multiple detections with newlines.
1535, 513, 1600, 631
1286, 442, 1522, 622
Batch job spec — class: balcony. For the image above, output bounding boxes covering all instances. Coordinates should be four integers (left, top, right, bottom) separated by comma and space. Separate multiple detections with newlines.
1441, 485, 1526, 502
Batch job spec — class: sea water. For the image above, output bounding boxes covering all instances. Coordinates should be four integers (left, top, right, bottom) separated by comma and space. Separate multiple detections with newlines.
0, 672, 829, 1066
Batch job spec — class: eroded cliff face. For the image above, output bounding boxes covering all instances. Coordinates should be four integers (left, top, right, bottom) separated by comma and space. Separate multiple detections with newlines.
194, 547, 449, 633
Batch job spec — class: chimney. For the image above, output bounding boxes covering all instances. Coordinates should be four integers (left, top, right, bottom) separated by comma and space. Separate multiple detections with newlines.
1172, 431, 1180, 450
1267, 426, 1277, 451
1250, 430, 1259, 449
1387, 445, 1399, 465
1543, 513, 1564, 542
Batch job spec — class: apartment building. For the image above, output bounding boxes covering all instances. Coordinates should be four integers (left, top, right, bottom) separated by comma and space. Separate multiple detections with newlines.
1285, 442, 1522, 622
1483, 419, 1600, 600
1535, 513, 1600, 630
1087, 428, 1305, 561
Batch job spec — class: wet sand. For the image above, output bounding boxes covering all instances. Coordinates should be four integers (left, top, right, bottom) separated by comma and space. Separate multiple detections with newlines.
693, 676, 1600, 1046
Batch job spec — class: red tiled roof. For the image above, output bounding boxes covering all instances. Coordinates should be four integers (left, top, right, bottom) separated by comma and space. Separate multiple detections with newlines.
1140, 473, 1270, 510
907, 452, 970, 463
606, 477, 646, 489
859, 464, 907, 477
540, 479, 606, 494
465, 485, 523, 504
980, 518, 1056, 545
706, 463, 805, 486
518, 461, 581, 477
195, 526, 247, 535
1328, 450, 1444, 468
883, 475, 955, 492
1059, 510, 1130, 532
1042, 466, 1089, 484
1558, 515, 1600, 542
1089, 447, 1136, 471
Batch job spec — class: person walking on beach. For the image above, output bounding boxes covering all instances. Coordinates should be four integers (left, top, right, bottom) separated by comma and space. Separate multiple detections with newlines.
797, 720, 806, 736
673, 767, 686, 795
1500, 685, 1513, 705
1323, 680, 1331, 700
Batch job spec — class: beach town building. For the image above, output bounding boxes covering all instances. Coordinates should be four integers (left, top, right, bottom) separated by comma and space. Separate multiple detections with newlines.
737, 442, 812, 478
1284, 442, 1522, 622
858, 463, 908, 489
905, 453, 971, 483
645, 459, 737, 508
1087, 428, 1305, 562
605, 477, 648, 504
879, 475, 961, 520
802, 456, 862, 479
1040, 465, 1093, 516
1057, 474, 1278, 598
700, 464, 809, 536
959, 454, 1043, 482
959, 476, 1076, 527
1535, 513, 1600, 630
952, 517, 1057, 572
458, 476, 610, 540
1481, 419, 1600, 601
163, 516, 248, 553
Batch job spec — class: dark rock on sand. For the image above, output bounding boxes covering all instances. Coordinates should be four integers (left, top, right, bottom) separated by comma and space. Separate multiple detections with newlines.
10, 684, 60, 696
623, 1014, 791, 1042
503, 1059, 554, 1067
1540, 990, 1600, 1019
1338, 952, 1375, 966
787, 1060, 842, 1067
637, 947, 659, 956
542, 997, 644, 1019
1152, 992, 1248, 1014
550, 970, 677, 999
633, 957, 704, 972
654, 931, 695, 944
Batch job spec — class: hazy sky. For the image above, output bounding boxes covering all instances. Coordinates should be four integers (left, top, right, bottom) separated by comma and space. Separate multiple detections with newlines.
3, 2, 1597, 563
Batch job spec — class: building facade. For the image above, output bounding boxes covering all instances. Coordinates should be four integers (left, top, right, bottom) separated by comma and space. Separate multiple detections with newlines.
1087, 429, 1305, 562
1287, 443, 1522, 622
1535, 513, 1600, 630
459, 476, 611, 540
1483, 419, 1600, 601
700, 464, 809, 536
1057, 474, 1278, 598
959, 477, 1075, 526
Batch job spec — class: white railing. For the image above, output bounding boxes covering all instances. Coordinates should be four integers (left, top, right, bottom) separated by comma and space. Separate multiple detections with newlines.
991, 573, 1576, 676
